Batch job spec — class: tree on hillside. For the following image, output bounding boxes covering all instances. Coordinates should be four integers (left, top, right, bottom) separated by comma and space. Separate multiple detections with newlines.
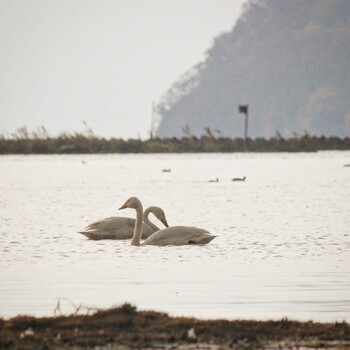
156, 0, 350, 138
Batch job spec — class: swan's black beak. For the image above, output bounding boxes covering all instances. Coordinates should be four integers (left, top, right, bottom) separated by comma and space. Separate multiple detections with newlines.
161, 217, 169, 227
118, 202, 128, 210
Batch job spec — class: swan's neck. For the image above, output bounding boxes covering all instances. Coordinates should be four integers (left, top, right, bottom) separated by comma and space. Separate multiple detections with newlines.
144, 208, 160, 231
131, 203, 144, 246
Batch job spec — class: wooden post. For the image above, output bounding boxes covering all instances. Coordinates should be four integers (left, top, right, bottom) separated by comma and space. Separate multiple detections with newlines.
239, 104, 249, 150
150, 101, 155, 140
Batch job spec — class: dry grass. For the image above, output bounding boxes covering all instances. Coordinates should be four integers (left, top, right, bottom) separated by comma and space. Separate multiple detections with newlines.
1, 126, 349, 154
1, 303, 349, 349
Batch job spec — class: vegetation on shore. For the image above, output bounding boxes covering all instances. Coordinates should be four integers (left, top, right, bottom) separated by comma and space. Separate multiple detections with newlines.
1, 127, 349, 154
1, 303, 349, 350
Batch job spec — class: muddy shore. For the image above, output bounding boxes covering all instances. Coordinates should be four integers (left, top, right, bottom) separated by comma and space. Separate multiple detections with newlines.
1, 304, 349, 350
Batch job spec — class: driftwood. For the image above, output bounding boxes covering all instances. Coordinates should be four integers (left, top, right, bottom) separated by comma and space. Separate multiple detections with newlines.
53, 298, 100, 316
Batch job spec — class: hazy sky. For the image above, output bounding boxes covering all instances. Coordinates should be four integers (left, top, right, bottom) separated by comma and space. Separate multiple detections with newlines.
0, 0, 246, 139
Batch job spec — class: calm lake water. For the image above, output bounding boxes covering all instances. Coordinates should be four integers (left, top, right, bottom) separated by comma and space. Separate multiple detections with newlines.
1, 152, 349, 321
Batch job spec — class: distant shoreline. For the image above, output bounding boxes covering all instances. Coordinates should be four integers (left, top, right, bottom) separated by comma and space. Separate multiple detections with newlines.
1, 134, 350, 154
1, 303, 349, 350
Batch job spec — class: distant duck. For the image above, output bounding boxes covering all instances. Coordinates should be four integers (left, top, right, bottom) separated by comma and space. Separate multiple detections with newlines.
232, 176, 246, 182
208, 178, 219, 183
162, 169, 171, 172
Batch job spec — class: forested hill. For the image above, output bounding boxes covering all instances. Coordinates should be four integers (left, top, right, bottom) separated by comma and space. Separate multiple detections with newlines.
155, 0, 350, 138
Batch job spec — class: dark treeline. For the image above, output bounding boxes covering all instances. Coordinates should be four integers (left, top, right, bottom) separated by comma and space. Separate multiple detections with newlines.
1, 130, 349, 154
156, 0, 350, 139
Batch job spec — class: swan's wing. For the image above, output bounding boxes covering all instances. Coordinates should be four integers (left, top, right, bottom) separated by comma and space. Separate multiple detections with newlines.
143, 226, 216, 246
79, 217, 134, 239
79, 216, 154, 240
83, 216, 126, 231
79, 231, 129, 240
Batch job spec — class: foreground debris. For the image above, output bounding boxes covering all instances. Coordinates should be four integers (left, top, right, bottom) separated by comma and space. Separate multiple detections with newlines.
0, 303, 349, 350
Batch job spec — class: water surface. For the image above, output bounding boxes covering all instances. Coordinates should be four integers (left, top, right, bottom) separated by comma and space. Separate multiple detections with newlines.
0, 152, 349, 321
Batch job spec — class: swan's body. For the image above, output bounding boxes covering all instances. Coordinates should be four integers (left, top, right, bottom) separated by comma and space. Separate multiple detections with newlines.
143, 226, 215, 246
79, 206, 168, 240
119, 197, 216, 246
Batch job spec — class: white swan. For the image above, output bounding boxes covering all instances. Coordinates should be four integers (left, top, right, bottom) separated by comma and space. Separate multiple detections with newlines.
79, 206, 169, 240
119, 197, 216, 246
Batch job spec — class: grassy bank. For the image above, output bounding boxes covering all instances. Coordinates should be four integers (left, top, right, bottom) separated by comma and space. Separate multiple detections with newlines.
1, 128, 350, 154
1, 304, 349, 350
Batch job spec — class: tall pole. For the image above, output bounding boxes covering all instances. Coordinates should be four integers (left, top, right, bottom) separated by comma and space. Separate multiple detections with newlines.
150, 100, 155, 140
244, 108, 248, 142
239, 104, 249, 150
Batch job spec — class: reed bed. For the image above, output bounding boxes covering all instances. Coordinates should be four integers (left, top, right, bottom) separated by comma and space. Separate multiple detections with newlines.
1, 127, 349, 154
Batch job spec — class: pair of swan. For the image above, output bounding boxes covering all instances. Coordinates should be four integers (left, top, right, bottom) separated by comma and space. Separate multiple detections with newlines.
80, 197, 216, 246
119, 197, 216, 246
79, 206, 168, 240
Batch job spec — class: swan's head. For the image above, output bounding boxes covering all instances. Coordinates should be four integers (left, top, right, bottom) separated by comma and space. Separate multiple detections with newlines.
149, 206, 169, 227
119, 196, 142, 210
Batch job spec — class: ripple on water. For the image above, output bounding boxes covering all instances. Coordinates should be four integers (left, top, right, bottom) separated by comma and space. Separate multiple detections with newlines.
0, 152, 349, 321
